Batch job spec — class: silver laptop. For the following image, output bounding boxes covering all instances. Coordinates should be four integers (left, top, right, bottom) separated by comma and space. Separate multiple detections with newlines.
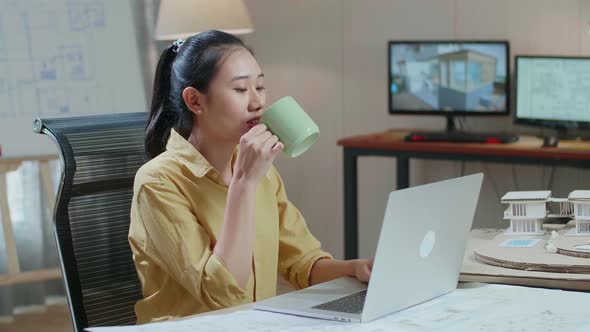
254, 173, 483, 323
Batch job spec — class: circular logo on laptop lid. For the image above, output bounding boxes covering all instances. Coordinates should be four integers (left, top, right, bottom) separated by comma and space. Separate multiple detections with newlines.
419, 231, 436, 258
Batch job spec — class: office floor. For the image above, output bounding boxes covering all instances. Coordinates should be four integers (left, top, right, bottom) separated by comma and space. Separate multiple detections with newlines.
2, 277, 295, 331
1, 304, 72, 332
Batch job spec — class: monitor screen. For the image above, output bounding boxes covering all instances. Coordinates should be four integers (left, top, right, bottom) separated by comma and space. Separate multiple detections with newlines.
389, 41, 509, 115
515, 56, 590, 129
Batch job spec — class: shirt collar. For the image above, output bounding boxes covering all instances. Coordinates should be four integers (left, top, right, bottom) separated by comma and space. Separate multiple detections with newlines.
165, 128, 238, 178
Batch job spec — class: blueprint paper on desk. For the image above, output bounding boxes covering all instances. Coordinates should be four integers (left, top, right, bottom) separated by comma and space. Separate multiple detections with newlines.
86, 284, 590, 332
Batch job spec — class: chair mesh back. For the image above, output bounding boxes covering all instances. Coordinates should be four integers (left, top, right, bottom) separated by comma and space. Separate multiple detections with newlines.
34, 113, 148, 331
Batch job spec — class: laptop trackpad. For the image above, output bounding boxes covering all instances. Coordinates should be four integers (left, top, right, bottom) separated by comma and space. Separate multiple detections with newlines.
311, 289, 367, 314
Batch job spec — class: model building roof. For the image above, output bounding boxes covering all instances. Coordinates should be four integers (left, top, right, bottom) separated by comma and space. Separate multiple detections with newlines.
569, 190, 590, 201
501, 191, 551, 202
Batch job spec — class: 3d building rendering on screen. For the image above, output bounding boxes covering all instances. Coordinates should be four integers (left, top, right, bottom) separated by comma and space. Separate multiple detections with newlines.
397, 49, 501, 111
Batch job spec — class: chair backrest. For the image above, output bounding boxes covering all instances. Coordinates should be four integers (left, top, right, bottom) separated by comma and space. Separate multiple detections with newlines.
33, 112, 148, 331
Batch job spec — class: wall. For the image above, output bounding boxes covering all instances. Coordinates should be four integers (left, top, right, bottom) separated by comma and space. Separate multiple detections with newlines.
242, 0, 345, 257
243, 0, 590, 259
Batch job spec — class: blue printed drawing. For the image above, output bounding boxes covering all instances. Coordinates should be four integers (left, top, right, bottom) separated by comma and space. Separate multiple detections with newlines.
39, 57, 57, 80
67, 1, 105, 31
38, 87, 71, 115
0, 0, 111, 120
60, 45, 88, 80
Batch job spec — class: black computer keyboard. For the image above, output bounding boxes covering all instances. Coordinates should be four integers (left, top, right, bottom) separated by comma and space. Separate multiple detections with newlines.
405, 131, 519, 143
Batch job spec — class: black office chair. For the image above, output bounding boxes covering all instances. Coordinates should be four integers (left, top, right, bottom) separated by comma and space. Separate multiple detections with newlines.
33, 112, 148, 331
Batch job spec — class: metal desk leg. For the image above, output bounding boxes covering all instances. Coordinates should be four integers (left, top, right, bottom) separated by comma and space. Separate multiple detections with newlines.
397, 156, 409, 189
344, 149, 358, 260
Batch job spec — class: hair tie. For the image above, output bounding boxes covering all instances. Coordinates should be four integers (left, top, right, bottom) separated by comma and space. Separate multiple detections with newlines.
172, 39, 185, 53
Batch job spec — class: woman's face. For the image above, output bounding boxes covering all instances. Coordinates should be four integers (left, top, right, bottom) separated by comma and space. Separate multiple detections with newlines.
196, 47, 266, 144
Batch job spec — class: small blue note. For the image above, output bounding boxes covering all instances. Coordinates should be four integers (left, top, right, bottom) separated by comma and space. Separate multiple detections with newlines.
499, 239, 540, 248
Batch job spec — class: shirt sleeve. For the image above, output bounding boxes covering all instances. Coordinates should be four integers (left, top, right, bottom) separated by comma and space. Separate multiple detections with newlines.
133, 178, 250, 310
272, 167, 333, 289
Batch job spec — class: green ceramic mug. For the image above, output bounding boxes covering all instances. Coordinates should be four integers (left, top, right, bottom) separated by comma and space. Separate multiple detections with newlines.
260, 96, 319, 158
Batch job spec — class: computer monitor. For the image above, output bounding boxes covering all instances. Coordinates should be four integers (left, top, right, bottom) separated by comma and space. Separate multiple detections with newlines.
389, 40, 510, 132
515, 56, 590, 138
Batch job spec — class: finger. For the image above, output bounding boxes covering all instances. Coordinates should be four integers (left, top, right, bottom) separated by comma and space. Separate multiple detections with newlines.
246, 123, 267, 137
253, 130, 272, 144
240, 125, 267, 145
263, 135, 279, 151
358, 271, 369, 283
271, 142, 284, 154
362, 265, 372, 282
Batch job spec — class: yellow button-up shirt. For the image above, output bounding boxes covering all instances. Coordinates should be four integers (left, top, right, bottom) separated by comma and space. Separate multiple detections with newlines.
129, 129, 332, 323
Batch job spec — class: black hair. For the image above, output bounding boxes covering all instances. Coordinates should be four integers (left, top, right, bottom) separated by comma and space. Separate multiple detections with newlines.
145, 30, 252, 159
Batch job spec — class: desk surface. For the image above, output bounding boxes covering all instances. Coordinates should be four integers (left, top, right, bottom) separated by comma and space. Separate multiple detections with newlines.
337, 129, 590, 160
166, 282, 590, 332
86, 283, 590, 331
192, 281, 487, 318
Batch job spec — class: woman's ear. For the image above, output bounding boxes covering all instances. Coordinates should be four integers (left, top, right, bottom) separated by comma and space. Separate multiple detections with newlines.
182, 87, 205, 115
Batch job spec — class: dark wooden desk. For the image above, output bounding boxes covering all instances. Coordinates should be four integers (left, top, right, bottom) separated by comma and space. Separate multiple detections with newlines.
337, 130, 590, 259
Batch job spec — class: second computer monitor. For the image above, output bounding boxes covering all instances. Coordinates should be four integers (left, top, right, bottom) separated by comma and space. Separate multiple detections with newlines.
515, 56, 590, 131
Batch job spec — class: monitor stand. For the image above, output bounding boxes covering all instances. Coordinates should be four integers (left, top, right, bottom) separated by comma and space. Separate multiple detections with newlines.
550, 128, 589, 141
405, 115, 519, 144
540, 128, 589, 147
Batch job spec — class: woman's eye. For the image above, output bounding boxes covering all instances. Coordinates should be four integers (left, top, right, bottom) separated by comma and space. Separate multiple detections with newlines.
234, 88, 247, 93
256, 86, 266, 91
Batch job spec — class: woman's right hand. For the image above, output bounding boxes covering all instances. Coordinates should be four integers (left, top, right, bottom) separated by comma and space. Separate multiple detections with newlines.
232, 124, 283, 185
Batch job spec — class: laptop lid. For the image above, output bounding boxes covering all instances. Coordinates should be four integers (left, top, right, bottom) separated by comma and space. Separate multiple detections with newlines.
362, 173, 483, 322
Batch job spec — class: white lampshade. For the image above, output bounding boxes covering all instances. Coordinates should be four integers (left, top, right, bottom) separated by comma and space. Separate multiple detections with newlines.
155, 0, 254, 40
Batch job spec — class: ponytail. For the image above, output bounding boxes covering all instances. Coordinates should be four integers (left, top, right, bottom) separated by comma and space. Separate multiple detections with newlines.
144, 30, 252, 159
145, 45, 178, 159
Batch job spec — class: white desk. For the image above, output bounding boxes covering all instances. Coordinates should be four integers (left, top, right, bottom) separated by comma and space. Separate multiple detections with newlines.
87, 282, 590, 332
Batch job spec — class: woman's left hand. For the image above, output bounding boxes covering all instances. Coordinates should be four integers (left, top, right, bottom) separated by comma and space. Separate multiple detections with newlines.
352, 258, 374, 283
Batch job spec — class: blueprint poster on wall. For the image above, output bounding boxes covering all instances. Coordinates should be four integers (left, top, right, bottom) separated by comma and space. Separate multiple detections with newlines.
0, 0, 147, 158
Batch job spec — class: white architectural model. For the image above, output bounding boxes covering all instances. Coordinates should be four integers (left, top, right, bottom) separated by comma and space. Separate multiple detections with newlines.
502, 191, 551, 235
569, 191, 590, 234
501, 190, 587, 236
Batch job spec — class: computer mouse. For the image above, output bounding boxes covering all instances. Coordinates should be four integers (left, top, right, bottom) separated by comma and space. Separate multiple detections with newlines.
542, 136, 559, 147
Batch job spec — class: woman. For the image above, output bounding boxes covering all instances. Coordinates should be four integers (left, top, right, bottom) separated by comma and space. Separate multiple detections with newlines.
129, 30, 373, 323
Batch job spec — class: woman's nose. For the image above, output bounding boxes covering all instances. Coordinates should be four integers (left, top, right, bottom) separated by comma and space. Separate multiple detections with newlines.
248, 90, 264, 112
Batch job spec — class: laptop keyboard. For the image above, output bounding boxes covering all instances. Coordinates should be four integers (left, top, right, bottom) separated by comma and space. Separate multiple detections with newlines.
311, 290, 367, 314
